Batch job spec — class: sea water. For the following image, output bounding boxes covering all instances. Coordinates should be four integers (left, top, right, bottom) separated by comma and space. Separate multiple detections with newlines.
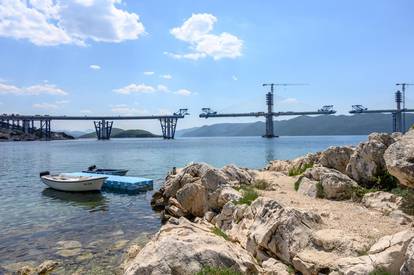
0, 136, 366, 274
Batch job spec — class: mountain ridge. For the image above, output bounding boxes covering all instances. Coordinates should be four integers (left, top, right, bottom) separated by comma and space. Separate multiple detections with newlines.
177, 114, 414, 137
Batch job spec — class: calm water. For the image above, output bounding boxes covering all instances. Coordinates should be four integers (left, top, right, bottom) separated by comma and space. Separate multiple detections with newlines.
0, 136, 366, 274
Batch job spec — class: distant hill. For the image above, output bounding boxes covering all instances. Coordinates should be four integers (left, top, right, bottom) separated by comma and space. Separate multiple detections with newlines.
63, 130, 88, 138
79, 128, 160, 138
178, 113, 414, 137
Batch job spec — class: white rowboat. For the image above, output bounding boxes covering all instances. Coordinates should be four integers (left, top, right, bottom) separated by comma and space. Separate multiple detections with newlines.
41, 174, 107, 192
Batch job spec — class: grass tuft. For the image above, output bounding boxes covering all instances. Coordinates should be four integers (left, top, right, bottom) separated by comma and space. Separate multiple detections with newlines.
196, 266, 242, 275
294, 176, 304, 191
287, 265, 295, 274
391, 187, 414, 216
348, 186, 379, 202
254, 179, 270, 190
368, 268, 391, 275
288, 163, 314, 177
316, 181, 325, 198
211, 227, 229, 241
235, 187, 258, 206
372, 171, 399, 191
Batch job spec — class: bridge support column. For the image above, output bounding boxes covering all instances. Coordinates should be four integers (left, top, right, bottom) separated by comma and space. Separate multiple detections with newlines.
39, 120, 51, 140
263, 91, 277, 138
160, 117, 178, 139
94, 120, 113, 140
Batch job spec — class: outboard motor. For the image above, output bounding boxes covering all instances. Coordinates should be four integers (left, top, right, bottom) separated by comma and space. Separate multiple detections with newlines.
88, 165, 97, 171
39, 171, 50, 177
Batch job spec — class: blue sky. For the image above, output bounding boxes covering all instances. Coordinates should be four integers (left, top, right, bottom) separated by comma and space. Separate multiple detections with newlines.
0, 0, 414, 133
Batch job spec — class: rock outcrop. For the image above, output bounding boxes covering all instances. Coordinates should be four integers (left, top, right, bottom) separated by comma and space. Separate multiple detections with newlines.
318, 146, 354, 174
346, 132, 397, 185
124, 217, 261, 275
151, 163, 253, 220
384, 129, 414, 188
300, 167, 358, 200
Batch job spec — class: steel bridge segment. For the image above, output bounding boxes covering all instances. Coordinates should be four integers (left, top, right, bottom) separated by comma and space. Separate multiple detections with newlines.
0, 108, 189, 140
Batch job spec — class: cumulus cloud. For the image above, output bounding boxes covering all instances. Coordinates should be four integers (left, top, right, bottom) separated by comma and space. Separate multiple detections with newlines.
143, 71, 154, 75
175, 89, 192, 96
232, 75, 238, 81
0, 0, 145, 46
157, 84, 170, 93
113, 84, 156, 95
167, 13, 243, 60
110, 105, 148, 115
160, 74, 172, 79
80, 109, 92, 114
89, 64, 101, 70
0, 82, 68, 95
33, 102, 59, 109
279, 97, 299, 104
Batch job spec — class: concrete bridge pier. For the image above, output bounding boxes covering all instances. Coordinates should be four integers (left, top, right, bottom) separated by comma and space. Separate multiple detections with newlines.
94, 120, 113, 140
39, 119, 51, 140
160, 117, 178, 139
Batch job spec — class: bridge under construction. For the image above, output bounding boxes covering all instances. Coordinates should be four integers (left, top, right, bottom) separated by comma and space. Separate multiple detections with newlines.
199, 83, 336, 137
0, 109, 189, 140
350, 83, 414, 133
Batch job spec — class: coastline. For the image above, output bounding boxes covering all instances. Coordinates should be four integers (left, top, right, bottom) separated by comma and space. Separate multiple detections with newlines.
124, 130, 414, 274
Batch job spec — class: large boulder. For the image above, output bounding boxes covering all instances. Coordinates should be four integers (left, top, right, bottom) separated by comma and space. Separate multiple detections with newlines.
335, 230, 414, 274
346, 133, 397, 185
318, 146, 354, 174
401, 239, 414, 275
220, 197, 322, 264
362, 191, 402, 213
384, 129, 414, 188
153, 163, 249, 218
303, 167, 358, 200
124, 217, 261, 275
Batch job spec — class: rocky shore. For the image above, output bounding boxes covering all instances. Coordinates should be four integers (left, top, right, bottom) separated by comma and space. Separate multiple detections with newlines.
0, 128, 74, 141
124, 130, 414, 275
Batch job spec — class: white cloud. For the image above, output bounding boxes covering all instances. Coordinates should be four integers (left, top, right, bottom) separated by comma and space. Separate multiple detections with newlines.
111, 106, 147, 115
160, 74, 172, 80
157, 84, 170, 93
232, 75, 238, 81
143, 71, 154, 75
89, 64, 101, 70
33, 102, 59, 109
175, 89, 192, 96
168, 13, 243, 60
0, 82, 68, 95
80, 109, 92, 114
0, 0, 145, 46
113, 84, 156, 95
55, 100, 69, 104
279, 98, 299, 105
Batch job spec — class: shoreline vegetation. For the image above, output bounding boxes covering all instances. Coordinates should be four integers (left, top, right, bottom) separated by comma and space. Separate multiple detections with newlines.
6, 130, 414, 274
0, 127, 74, 142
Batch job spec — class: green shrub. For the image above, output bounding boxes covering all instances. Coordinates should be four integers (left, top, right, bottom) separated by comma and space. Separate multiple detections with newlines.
372, 171, 399, 191
316, 181, 325, 198
287, 265, 295, 274
288, 163, 314, 177
211, 227, 229, 241
349, 186, 378, 202
254, 179, 270, 190
294, 176, 304, 191
391, 187, 414, 215
196, 266, 242, 275
368, 268, 391, 275
235, 187, 258, 206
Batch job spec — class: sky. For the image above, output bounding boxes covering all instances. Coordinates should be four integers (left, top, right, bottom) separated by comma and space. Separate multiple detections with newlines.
0, 0, 414, 134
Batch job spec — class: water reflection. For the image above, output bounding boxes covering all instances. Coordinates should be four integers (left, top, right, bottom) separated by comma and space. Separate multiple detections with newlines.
42, 188, 108, 212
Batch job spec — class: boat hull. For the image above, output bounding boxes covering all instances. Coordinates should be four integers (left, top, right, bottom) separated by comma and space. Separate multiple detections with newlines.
82, 169, 128, 176
41, 176, 106, 192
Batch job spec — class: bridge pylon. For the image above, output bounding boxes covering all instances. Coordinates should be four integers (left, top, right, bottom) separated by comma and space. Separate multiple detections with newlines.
94, 120, 113, 140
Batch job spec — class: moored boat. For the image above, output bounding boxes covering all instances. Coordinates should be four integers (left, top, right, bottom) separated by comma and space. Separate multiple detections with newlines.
83, 165, 128, 176
40, 171, 107, 192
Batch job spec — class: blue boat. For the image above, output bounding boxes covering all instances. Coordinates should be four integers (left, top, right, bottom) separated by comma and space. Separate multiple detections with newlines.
83, 165, 128, 176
